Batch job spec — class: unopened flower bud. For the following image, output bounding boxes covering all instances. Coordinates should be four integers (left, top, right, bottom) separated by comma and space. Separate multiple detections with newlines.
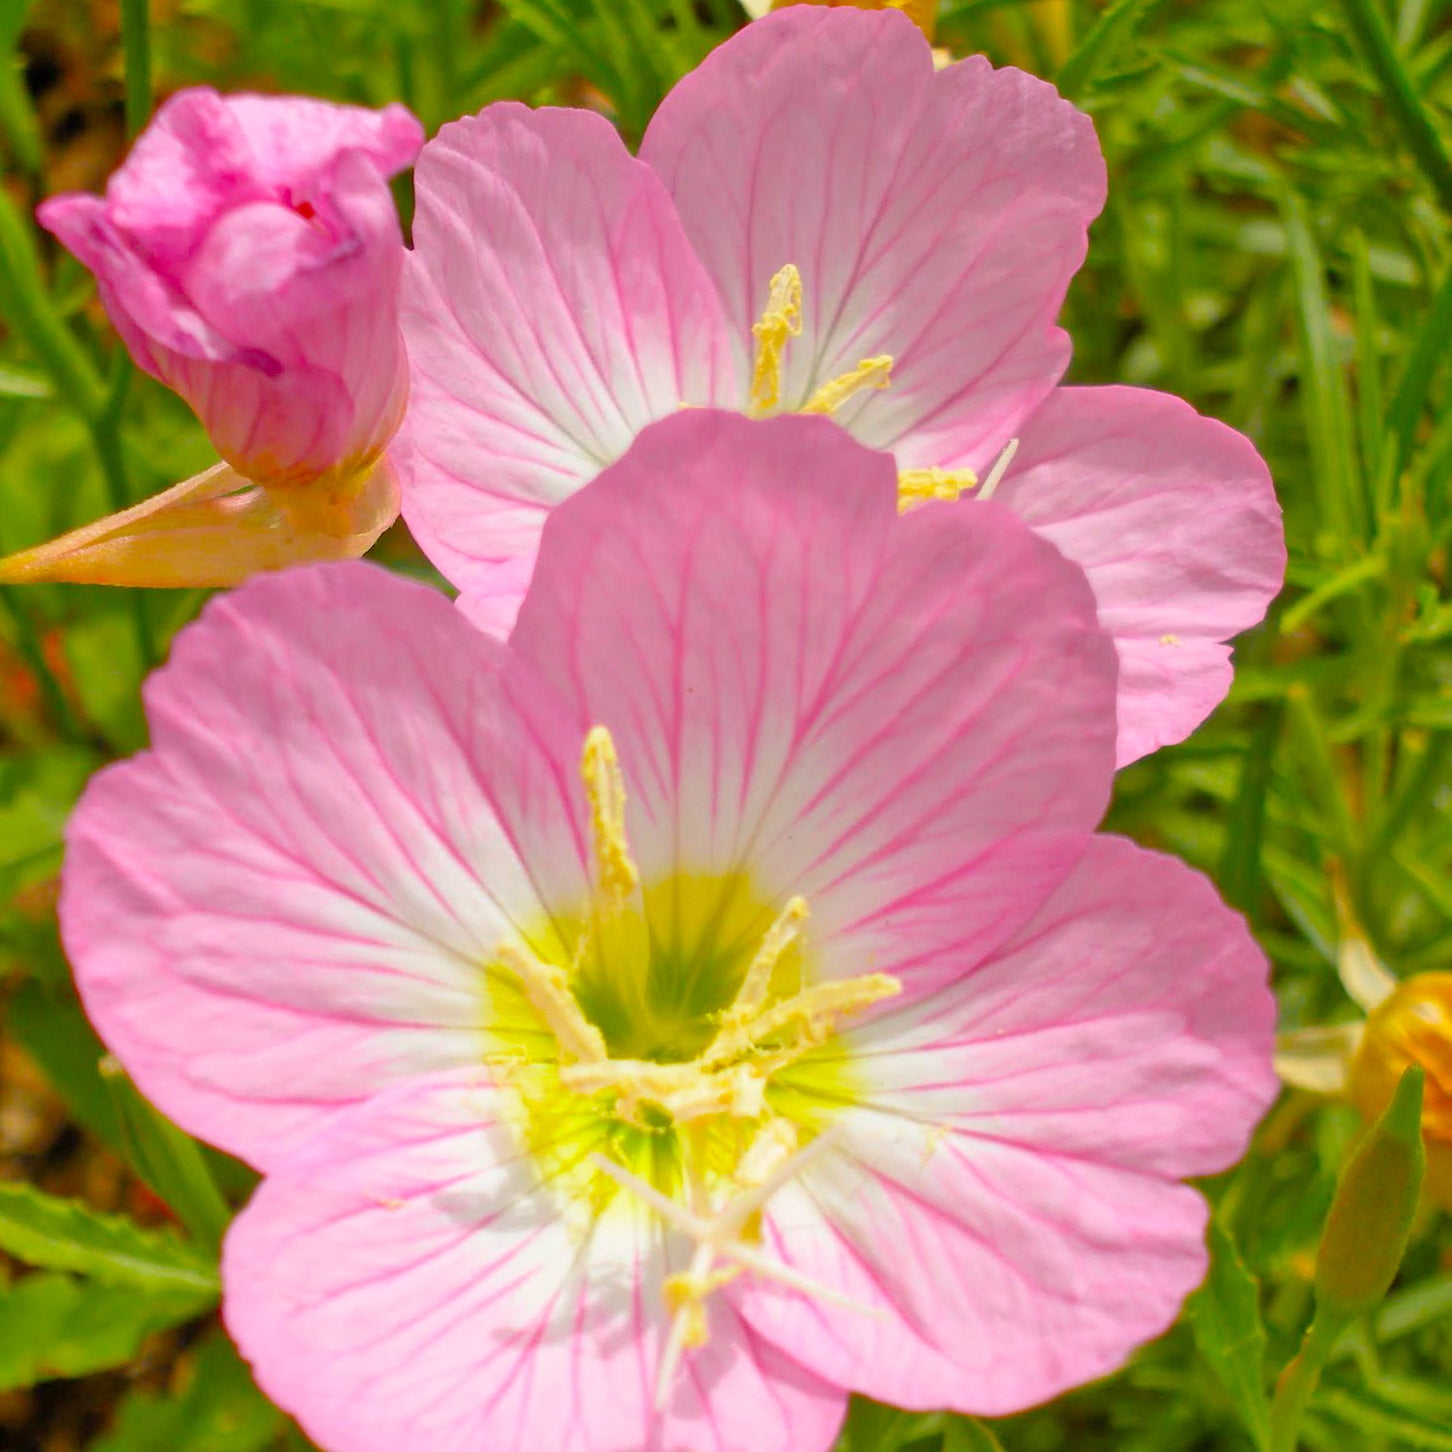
1314, 1066, 1425, 1320
1349, 972, 1452, 1210
5, 88, 423, 588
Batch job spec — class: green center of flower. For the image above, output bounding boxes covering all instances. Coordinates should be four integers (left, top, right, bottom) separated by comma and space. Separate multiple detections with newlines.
481, 726, 899, 1399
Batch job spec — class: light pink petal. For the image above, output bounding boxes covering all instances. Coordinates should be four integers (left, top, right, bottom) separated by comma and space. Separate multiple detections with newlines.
66, 88, 420, 273
736, 838, 1276, 1413
40, 105, 415, 484
61, 563, 590, 1169
994, 386, 1286, 763
224, 93, 424, 193
640, 7, 1105, 468
506, 409, 1118, 1000
224, 1071, 846, 1452
398, 103, 738, 597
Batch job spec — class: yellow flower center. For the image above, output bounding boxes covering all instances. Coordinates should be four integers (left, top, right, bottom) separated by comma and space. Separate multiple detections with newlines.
746, 262, 1019, 512
482, 726, 900, 1397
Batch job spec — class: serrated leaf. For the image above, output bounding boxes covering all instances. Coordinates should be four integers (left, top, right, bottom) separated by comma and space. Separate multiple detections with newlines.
1188, 1217, 1270, 1448
0, 1182, 218, 1297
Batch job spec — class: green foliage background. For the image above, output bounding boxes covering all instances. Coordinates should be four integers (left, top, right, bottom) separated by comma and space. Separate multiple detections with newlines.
1, 0, 1450, 1448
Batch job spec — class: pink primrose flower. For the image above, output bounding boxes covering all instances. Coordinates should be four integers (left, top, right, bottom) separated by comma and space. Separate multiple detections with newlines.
398, 5, 1284, 764
9, 89, 423, 587
63, 411, 1275, 1451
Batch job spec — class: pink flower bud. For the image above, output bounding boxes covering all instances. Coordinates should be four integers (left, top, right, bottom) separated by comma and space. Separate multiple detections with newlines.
38, 88, 423, 490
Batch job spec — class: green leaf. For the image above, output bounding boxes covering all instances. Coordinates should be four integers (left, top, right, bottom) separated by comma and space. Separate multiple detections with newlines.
103, 1062, 233, 1255
942, 1417, 1009, 1451
839, 1398, 945, 1451
91, 1333, 283, 1452
0, 1182, 218, 1297
0, 360, 49, 398
1188, 1217, 1270, 1448
1280, 188, 1366, 549
0, 1273, 209, 1391
1317, 1382, 1452, 1451
1056, 0, 1156, 99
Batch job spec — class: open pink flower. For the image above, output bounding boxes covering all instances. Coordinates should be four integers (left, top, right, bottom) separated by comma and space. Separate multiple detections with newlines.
10, 89, 422, 587
63, 412, 1275, 1451
398, 5, 1283, 763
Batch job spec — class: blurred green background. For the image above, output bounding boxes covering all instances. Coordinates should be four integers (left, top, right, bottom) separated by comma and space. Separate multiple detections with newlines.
2, 1, 1451, 1449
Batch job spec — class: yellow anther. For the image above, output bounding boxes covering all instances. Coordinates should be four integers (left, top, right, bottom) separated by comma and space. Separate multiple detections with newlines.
722, 897, 809, 1030
801, 355, 894, 415
581, 726, 639, 906
562, 1058, 767, 1125
897, 466, 978, 512
704, 972, 901, 1068
664, 1265, 742, 1348
750, 264, 803, 413
494, 941, 608, 1066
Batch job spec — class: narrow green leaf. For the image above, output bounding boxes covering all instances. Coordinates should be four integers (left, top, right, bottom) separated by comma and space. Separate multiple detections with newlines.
1386, 265, 1452, 481
0, 361, 48, 398
1218, 704, 1283, 913
0, 1182, 218, 1296
1189, 1217, 1271, 1448
120, 0, 153, 139
1317, 1383, 1452, 1452
1280, 188, 1365, 548
1055, 0, 1155, 99
103, 1061, 233, 1255
1335, 0, 1452, 214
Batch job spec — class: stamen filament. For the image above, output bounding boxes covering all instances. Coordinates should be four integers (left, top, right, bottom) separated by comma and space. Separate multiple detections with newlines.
703, 972, 901, 1068
977, 437, 1020, 502
581, 726, 639, 906
801, 355, 894, 416
750, 264, 803, 413
495, 941, 608, 1065
590, 1129, 885, 1406
715, 896, 809, 1036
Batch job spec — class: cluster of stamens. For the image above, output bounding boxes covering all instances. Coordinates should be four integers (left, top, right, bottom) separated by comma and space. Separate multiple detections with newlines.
491, 724, 898, 1402
747, 262, 1019, 512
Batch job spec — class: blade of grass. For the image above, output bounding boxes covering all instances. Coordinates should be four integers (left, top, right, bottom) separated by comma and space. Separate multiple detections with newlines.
119, 0, 152, 138
1336, 0, 1452, 214
1281, 188, 1366, 549
1056, 0, 1156, 99
1386, 263, 1452, 483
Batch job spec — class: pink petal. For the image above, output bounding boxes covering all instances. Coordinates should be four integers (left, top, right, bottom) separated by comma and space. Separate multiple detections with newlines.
224, 93, 424, 194
505, 409, 1118, 1000
223, 1071, 846, 1452
736, 838, 1276, 1413
397, 103, 738, 596
39, 93, 418, 484
61, 562, 590, 1168
995, 386, 1286, 763
640, 7, 1105, 467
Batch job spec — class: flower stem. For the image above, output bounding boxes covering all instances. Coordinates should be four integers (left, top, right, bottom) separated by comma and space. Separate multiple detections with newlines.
90, 359, 158, 669
0, 583, 85, 741
1268, 1310, 1344, 1452
120, 0, 153, 139
0, 188, 106, 420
